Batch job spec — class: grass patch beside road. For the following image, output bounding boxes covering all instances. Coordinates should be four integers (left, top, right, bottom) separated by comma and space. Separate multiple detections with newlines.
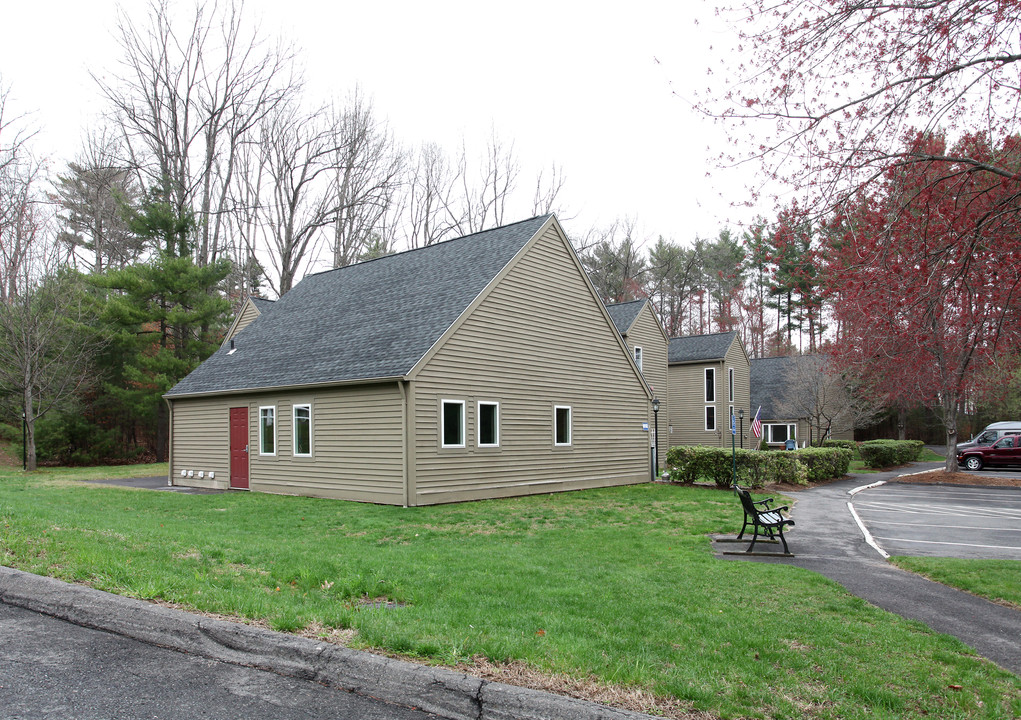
891, 557, 1021, 609
1, 465, 1018, 719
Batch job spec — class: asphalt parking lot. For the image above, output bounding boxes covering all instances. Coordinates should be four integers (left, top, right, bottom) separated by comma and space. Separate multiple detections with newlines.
852, 482, 1021, 560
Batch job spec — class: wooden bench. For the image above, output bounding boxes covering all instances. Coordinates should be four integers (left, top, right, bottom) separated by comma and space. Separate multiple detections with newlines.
732, 484, 795, 555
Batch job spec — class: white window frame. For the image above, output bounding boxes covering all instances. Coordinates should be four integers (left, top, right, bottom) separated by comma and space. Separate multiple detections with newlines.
633, 346, 643, 371
705, 405, 717, 432
441, 399, 466, 449
259, 406, 276, 456
554, 405, 572, 447
292, 404, 312, 457
728, 367, 734, 403
705, 367, 716, 403
477, 401, 500, 448
766, 423, 797, 444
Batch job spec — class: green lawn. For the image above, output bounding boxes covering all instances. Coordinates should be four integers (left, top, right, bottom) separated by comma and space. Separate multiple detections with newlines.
891, 557, 1021, 609
1, 463, 1018, 719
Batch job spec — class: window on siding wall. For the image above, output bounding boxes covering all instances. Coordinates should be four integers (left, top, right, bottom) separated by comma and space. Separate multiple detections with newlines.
705, 368, 715, 402
259, 406, 276, 455
705, 405, 716, 432
478, 401, 499, 447
728, 367, 734, 402
633, 346, 643, 371
441, 400, 465, 448
293, 404, 311, 457
554, 405, 572, 446
766, 424, 797, 444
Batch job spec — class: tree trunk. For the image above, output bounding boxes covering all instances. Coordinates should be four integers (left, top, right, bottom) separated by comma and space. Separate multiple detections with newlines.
898, 407, 907, 441
942, 398, 958, 473
23, 389, 36, 472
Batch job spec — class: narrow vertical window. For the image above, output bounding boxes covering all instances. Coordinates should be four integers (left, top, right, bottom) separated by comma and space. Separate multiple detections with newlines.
293, 404, 311, 457
259, 406, 276, 455
554, 405, 572, 446
705, 405, 716, 432
441, 400, 465, 448
633, 346, 643, 371
728, 367, 734, 403
705, 368, 716, 402
478, 401, 500, 447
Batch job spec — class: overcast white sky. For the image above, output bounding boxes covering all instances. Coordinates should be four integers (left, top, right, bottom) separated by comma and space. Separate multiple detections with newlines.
0, 0, 757, 248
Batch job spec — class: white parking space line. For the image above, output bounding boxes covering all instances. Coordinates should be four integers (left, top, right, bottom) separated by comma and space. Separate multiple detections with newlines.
854, 502, 1021, 519
864, 520, 1021, 533
873, 537, 1021, 551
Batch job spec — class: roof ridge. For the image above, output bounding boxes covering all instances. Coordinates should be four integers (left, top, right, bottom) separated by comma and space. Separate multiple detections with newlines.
303, 215, 553, 280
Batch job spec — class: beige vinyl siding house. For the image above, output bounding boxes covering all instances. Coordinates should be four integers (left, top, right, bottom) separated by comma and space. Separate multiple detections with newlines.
165, 215, 653, 506
750, 355, 854, 447
604, 299, 669, 470
666, 332, 751, 449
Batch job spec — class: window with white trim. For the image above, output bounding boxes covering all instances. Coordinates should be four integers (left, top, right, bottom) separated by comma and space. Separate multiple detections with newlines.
478, 401, 500, 447
259, 406, 276, 455
728, 367, 734, 403
441, 400, 465, 448
705, 368, 716, 402
554, 405, 572, 446
293, 404, 312, 457
766, 423, 797, 444
705, 405, 716, 432
633, 346, 643, 371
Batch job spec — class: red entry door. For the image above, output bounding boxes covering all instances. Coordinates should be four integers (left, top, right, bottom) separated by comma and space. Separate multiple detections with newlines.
229, 407, 250, 489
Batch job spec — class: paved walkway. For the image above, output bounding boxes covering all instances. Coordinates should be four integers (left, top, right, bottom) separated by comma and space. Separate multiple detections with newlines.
715, 463, 1021, 676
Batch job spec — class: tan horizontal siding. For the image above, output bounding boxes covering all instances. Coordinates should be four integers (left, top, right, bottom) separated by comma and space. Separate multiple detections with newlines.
667, 362, 725, 448
412, 226, 651, 505
625, 304, 669, 469
170, 399, 230, 489
171, 384, 406, 504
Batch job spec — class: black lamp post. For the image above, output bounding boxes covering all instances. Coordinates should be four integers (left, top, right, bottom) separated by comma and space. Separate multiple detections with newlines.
738, 408, 745, 449
651, 398, 661, 480
22, 410, 27, 471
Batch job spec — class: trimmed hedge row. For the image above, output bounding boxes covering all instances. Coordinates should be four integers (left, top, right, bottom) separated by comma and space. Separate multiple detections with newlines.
858, 439, 924, 468
665, 445, 852, 488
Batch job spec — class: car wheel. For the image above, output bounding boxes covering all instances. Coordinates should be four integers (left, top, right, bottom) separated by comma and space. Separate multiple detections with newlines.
965, 456, 983, 471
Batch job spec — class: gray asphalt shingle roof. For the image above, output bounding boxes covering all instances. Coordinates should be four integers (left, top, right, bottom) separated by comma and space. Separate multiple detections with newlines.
667, 331, 736, 364
167, 215, 551, 397
604, 300, 646, 335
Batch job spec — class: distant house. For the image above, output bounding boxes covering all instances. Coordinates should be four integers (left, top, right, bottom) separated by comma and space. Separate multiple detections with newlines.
165, 215, 654, 506
223, 296, 275, 347
666, 332, 751, 448
605, 299, 669, 469
749, 355, 855, 447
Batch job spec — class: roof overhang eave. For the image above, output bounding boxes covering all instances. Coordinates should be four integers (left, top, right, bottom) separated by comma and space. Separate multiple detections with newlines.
163, 374, 407, 401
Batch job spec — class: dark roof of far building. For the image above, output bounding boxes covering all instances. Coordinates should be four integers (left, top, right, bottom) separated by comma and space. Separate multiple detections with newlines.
167, 215, 553, 397
668, 331, 737, 364
603, 299, 646, 335
250, 297, 276, 313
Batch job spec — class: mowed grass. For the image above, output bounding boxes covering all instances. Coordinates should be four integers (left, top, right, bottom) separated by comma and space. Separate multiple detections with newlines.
1, 464, 1019, 719
891, 557, 1021, 609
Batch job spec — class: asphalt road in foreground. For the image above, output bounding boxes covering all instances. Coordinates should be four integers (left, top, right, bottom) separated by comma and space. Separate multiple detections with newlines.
0, 602, 441, 720
854, 482, 1021, 560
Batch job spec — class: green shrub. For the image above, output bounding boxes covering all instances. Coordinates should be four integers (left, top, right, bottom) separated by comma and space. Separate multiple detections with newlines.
666, 445, 814, 488
822, 439, 857, 452
858, 439, 924, 468
792, 446, 853, 482
0, 423, 19, 443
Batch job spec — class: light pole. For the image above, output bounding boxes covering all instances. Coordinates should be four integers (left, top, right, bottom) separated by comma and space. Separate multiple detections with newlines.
652, 398, 661, 480
738, 408, 745, 449
22, 410, 26, 471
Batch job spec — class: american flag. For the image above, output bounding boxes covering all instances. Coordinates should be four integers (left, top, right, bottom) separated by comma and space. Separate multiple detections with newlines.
750, 406, 763, 438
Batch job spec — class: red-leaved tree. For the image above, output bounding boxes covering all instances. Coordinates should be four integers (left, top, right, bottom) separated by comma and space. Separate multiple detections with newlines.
823, 132, 1021, 469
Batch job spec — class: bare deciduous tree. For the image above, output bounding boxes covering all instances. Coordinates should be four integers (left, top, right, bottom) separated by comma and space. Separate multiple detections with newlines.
254, 100, 347, 295
330, 89, 404, 268
96, 0, 297, 266
776, 354, 884, 446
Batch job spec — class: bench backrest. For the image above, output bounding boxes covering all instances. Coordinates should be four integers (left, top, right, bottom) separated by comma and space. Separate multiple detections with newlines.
734, 486, 758, 516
